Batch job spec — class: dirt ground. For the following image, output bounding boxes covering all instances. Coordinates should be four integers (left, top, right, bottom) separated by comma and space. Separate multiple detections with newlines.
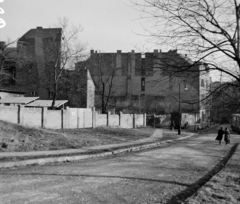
0, 120, 185, 152
1, 129, 239, 204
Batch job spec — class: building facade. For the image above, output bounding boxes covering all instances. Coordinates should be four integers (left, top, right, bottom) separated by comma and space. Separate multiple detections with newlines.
79, 49, 211, 124
17, 26, 62, 99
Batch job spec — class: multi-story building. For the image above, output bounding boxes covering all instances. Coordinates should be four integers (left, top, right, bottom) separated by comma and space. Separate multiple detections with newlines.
17, 26, 62, 99
78, 49, 211, 124
14, 27, 95, 108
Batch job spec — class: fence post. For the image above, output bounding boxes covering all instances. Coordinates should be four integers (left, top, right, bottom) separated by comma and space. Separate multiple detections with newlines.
17, 105, 21, 124
41, 107, 47, 128
19, 105, 25, 125
143, 113, 146, 127
107, 111, 110, 127
92, 107, 96, 128
61, 109, 64, 129
119, 111, 122, 127
66, 106, 70, 129
133, 113, 136, 128
77, 109, 79, 128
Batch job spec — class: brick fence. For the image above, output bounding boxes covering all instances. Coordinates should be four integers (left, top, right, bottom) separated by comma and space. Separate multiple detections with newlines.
0, 105, 146, 129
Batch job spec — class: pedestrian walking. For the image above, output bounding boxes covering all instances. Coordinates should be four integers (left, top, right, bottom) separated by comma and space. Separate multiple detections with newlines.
215, 127, 224, 145
224, 127, 231, 145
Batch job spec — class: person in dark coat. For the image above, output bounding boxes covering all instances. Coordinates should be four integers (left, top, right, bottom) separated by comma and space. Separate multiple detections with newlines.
224, 127, 231, 145
215, 127, 224, 145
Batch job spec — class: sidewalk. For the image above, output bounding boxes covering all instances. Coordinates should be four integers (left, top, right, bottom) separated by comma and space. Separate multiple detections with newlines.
0, 129, 196, 169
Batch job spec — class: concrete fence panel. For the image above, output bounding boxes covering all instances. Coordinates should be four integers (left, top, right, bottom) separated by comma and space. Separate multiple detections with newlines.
83, 108, 93, 128
108, 114, 120, 127
121, 114, 133, 128
96, 114, 107, 127
68, 108, 78, 128
0, 106, 18, 124
45, 110, 62, 129
77, 109, 84, 128
135, 114, 144, 127
76, 108, 93, 128
22, 107, 42, 128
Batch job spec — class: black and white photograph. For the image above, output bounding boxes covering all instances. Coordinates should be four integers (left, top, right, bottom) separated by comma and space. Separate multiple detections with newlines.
0, 0, 240, 203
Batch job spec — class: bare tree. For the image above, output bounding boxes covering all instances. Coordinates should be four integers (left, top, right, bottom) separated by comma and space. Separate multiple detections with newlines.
95, 54, 120, 114
43, 17, 87, 108
0, 40, 18, 88
134, 0, 240, 89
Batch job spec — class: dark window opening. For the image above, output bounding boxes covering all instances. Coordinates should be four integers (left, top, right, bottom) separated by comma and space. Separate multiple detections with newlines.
141, 78, 145, 91
141, 58, 146, 76
48, 91, 53, 99
31, 91, 38, 96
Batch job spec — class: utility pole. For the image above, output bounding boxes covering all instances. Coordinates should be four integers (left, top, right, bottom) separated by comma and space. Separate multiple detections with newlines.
178, 80, 188, 135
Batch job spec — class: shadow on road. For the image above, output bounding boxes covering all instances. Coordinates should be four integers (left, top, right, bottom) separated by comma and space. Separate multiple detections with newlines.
0, 172, 190, 187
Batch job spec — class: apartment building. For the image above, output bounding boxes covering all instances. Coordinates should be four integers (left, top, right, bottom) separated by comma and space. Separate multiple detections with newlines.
77, 49, 211, 123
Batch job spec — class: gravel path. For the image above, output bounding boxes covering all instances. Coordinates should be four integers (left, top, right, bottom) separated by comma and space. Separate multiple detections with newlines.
0, 130, 239, 204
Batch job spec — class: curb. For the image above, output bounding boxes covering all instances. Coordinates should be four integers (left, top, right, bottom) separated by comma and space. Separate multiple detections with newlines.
0, 134, 195, 169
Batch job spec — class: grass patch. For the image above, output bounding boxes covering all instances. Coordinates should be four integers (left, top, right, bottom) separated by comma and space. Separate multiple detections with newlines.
0, 120, 156, 152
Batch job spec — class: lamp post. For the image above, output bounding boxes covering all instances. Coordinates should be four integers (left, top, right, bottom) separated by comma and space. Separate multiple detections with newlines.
178, 80, 188, 135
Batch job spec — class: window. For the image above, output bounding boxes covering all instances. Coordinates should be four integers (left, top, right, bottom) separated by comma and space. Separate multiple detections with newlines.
12, 68, 16, 79
201, 79, 205, 87
31, 91, 38, 96
141, 78, 145, 91
141, 58, 146, 76
48, 91, 53, 99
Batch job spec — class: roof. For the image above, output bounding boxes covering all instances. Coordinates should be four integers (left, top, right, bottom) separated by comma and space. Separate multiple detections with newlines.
18, 27, 62, 43
0, 89, 25, 94
26, 100, 68, 108
0, 97, 39, 104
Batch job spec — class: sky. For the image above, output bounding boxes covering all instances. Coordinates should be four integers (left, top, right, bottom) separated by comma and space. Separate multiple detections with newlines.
0, 0, 225, 81
0, 0, 152, 52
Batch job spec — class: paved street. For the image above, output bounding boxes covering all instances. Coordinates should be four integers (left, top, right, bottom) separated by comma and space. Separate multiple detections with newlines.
0, 127, 239, 204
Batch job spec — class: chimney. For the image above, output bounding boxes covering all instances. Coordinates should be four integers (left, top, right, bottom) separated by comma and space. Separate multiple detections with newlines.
90, 50, 94, 55
131, 50, 135, 53
116, 50, 122, 69
36, 26, 42, 29
154, 49, 158, 54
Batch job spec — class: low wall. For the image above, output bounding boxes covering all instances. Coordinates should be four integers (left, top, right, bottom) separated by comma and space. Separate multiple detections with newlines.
0, 106, 146, 129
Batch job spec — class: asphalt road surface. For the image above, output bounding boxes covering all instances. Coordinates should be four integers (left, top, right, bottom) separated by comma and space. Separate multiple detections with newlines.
0, 126, 239, 204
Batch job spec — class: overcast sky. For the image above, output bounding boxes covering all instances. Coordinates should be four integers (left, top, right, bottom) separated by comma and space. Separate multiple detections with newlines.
0, 0, 223, 81
0, 0, 155, 52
